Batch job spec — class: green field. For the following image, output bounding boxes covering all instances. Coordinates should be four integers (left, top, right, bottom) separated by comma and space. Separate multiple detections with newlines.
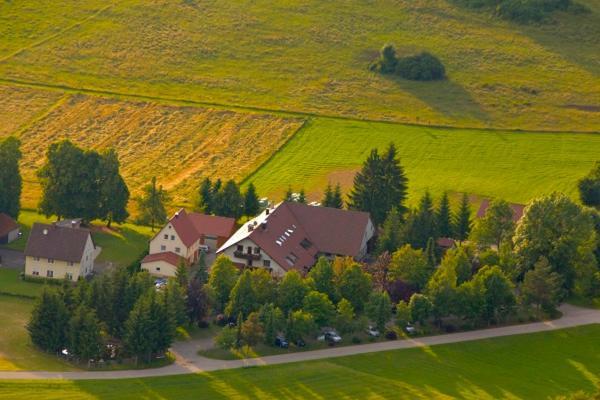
0, 0, 598, 131
0, 270, 46, 298
246, 118, 600, 205
0, 295, 75, 371
0, 325, 598, 399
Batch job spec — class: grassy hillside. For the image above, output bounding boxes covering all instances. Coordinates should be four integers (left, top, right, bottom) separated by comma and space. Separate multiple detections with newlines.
0, 0, 598, 131
0, 87, 303, 208
0, 324, 599, 399
246, 118, 600, 205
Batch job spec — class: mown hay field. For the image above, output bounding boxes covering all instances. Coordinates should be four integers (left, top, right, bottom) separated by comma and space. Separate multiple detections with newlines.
0, 324, 598, 399
0, 85, 303, 209
246, 118, 600, 205
0, 0, 598, 131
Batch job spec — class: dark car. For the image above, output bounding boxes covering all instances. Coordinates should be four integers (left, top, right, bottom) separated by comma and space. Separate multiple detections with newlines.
275, 336, 289, 348
295, 338, 306, 347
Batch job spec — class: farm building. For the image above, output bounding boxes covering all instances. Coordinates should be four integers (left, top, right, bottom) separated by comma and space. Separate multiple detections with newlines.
141, 209, 236, 278
218, 202, 375, 276
0, 213, 19, 244
24, 223, 97, 281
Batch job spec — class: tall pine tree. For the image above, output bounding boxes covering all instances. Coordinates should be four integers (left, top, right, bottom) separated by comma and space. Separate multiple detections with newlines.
377, 207, 402, 254
454, 193, 472, 242
197, 177, 213, 213
244, 182, 260, 217
348, 144, 407, 225
331, 183, 344, 209
0, 136, 22, 219
136, 177, 169, 231
436, 192, 452, 237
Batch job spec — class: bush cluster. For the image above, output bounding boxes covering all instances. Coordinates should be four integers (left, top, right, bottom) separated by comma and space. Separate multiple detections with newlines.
370, 45, 446, 81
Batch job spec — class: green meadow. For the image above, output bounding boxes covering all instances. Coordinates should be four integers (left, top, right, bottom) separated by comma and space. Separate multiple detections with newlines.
0, 0, 598, 131
0, 324, 598, 399
246, 118, 600, 205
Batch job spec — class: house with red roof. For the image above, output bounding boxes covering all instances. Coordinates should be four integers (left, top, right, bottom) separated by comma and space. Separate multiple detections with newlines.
141, 209, 236, 277
217, 202, 375, 276
0, 213, 20, 244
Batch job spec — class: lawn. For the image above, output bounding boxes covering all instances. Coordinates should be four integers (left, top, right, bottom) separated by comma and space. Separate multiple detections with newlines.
0, 270, 46, 298
0, 0, 598, 131
2, 210, 153, 268
0, 295, 76, 372
245, 118, 600, 205
0, 324, 598, 399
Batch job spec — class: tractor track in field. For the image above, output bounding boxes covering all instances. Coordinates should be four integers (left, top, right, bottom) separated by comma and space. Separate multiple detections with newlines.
1, 77, 599, 135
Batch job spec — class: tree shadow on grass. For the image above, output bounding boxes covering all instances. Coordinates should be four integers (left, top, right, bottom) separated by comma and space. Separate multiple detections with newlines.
517, 7, 600, 78
389, 75, 491, 126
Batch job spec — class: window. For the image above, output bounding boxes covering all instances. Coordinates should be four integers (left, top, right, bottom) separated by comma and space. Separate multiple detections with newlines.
66, 272, 73, 280
156, 267, 161, 271
254, 247, 260, 254
46, 270, 54, 278
164, 234, 168, 239
33, 257, 40, 261
171, 235, 175, 240
160, 245, 166, 251
236, 245, 243, 251
175, 247, 181, 253
48, 258, 54, 264
32, 271, 39, 276
263, 260, 271, 267
300, 238, 313, 249
67, 261, 74, 266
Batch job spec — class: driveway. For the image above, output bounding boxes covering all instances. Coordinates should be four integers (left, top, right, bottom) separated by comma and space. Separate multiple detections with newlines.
0, 248, 24, 269
0, 304, 599, 380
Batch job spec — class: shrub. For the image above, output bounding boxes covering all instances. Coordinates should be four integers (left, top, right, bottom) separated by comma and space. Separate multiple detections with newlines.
395, 52, 446, 81
351, 336, 362, 344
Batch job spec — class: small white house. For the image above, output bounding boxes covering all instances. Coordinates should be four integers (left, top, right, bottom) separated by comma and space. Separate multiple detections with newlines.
24, 223, 97, 281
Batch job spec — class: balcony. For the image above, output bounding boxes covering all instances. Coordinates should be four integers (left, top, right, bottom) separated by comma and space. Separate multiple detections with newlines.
234, 250, 262, 261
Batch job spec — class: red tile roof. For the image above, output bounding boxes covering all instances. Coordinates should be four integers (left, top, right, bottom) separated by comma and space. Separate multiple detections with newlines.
476, 199, 525, 222
141, 251, 185, 267
24, 223, 92, 263
158, 209, 236, 248
221, 202, 372, 272
188, 213, 236, 238
0, 213, 18, 238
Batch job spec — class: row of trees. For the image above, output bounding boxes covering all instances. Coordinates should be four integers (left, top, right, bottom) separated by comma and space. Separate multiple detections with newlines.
456, 0, 587, 23
0, 136, 22, 219
28, 267, 185, 365
197, 177, 260, 219
37, 140, 129, 226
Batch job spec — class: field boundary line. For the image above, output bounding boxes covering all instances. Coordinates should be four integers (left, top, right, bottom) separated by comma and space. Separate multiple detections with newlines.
0, 78, 598, 135
239, 119, 312, 187
0, 5, 114, 64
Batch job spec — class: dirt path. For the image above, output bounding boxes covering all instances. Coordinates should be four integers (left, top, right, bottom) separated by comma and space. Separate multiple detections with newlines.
0, 304, 598, 380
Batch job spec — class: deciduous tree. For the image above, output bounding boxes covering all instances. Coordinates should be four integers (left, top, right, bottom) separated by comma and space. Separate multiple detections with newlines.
0, 136, 22, 219
302, 291, 335, 327
366, 291, 392, 332
208, 256, 239, 312
136, 176, 169, 231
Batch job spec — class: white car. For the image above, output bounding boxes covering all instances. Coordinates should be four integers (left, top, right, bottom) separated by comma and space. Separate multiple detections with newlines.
405, 324, 417, 335
366, 326, 380, 337
199, 244, 210, 253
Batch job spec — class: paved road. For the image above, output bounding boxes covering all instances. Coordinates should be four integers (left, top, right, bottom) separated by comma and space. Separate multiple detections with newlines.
0, 248, 24, 269
1, 304, 599, 380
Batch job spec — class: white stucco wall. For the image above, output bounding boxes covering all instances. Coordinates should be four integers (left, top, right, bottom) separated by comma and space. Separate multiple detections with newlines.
141, 259, 178, 278
149, 223, 197, 261
219, 238, 287, 277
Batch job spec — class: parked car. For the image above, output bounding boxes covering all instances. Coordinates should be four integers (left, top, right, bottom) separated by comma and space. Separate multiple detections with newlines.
366, 325, 380, 337
275, 335, 289, 348
154, 278, 167, 290
405, 324, 417, 335
199, 244, 210, 253
295, 338, 306, 347
318, 329, 342, 344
